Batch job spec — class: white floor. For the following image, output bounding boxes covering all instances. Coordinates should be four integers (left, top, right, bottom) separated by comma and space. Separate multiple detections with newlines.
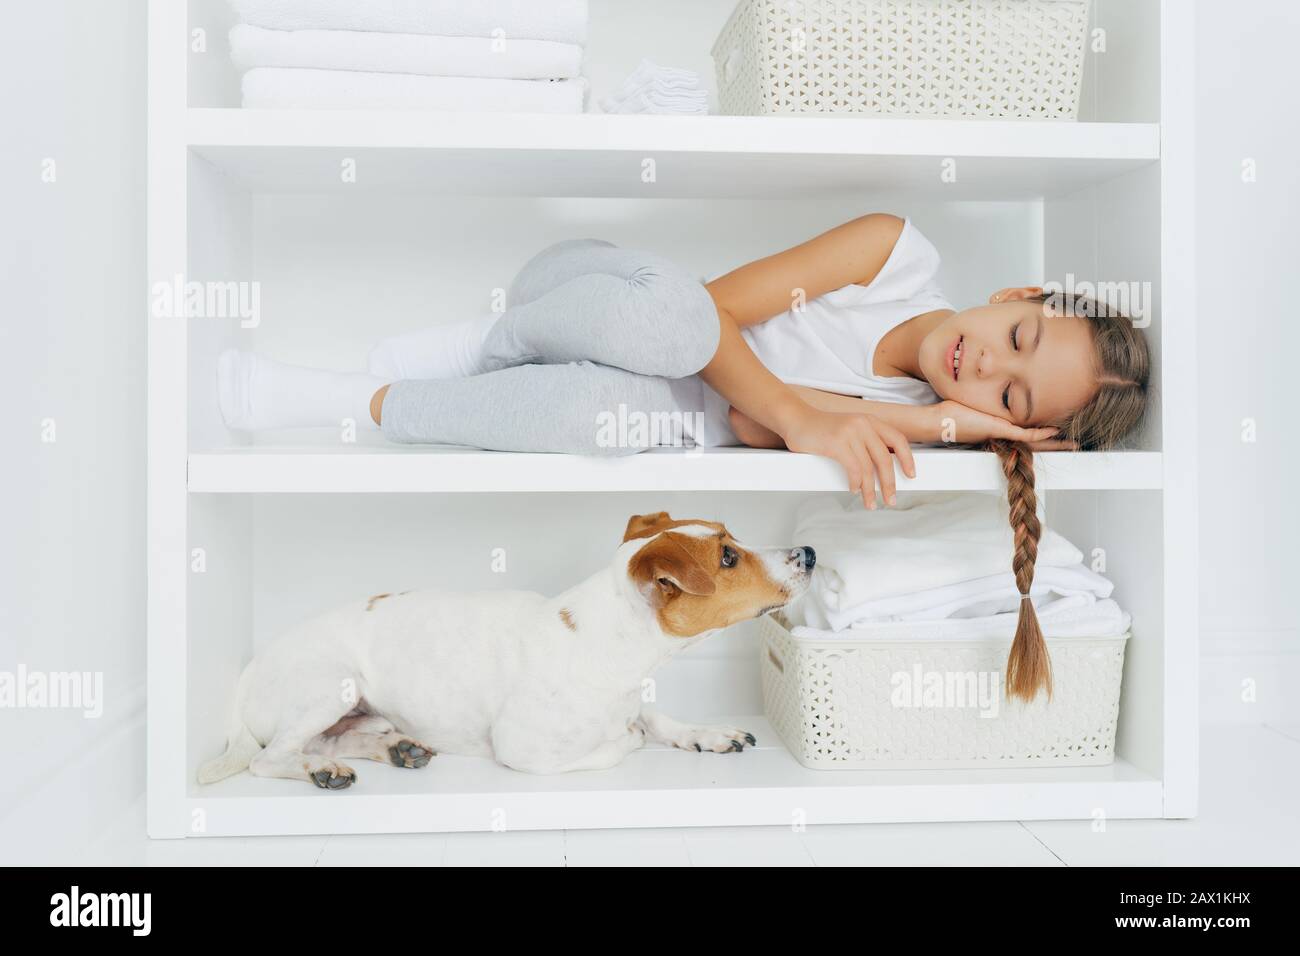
24, 723, 1299, 867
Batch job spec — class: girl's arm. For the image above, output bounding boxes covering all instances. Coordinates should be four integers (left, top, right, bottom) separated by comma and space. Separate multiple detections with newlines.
729, 388, 1067, 449
698, 214, 918, 507
705, 213, 906, 327
700, 325, 916, 508
724, 387, 935, 448
699, 212, 908, 434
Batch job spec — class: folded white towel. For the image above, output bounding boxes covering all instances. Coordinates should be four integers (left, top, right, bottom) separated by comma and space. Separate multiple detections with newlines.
230, 24, 583, 79
241, 68, 587, 113
602, 92, 709, 115
791, 595, 1131, 642
609, 75, 706, 95
229, 0, 589, 45
795, 492, 1083, 612
600, 58, 710, 115
798, 562, 1115, 631
606, 87, 709, 107
618, 59, 700, 87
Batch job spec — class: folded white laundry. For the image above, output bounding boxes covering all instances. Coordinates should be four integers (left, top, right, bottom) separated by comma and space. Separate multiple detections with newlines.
617, 59, 700, 87
241, 68, 587, 113
797, 561, 1114, 631
229, 0, 590, 45
795, 492, 1083, 612
603, 91, 709, 116
600, 58, 710, 115
229, 24, 583, 79
791, 595, 1131, 642
606, 88, 709, 108
607, 75, 705, 96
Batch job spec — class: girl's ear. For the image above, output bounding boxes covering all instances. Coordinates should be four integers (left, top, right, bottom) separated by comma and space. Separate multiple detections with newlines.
988, 286, 1045, 305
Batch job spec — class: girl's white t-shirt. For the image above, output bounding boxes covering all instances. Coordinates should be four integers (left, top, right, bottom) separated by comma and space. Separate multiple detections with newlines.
695, 217, 953, 447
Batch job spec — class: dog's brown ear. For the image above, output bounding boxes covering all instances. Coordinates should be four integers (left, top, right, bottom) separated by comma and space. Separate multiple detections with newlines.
623, 511, 674, 543
628, 532, 716, 606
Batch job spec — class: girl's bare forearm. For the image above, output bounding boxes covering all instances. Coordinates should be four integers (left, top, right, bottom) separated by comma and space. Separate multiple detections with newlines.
697, 304, 810, 438
726, 386, 940, 448
787, 386, 938, 441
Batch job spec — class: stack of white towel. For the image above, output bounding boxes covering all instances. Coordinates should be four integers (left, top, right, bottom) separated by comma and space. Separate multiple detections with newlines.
600, 60, 710, 115
788, 493, 1131, 641
228, 0, 589, 113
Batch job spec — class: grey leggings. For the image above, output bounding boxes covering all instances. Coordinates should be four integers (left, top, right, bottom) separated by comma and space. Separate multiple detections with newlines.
380, 240, 721, 456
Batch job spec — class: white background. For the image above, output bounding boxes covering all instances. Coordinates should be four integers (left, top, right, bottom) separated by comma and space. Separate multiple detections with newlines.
0, 0, 1294, 848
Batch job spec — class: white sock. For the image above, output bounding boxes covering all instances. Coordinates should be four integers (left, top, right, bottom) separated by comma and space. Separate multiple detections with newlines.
217, 349, 386, 431
367, 313, 500, 381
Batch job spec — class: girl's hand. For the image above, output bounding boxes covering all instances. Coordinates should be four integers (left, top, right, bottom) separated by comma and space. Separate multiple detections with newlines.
929, 400, 1061, 446
781, 407, 916, 509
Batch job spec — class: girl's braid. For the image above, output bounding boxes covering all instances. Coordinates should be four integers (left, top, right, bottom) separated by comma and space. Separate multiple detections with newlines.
990, 439, 1052, 701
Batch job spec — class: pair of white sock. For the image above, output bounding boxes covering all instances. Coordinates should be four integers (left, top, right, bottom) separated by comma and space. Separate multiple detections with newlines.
217, 314, 498, 431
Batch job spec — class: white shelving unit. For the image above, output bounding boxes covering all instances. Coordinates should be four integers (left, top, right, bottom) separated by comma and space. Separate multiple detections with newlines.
149, 0, 1197, 838
187, 447, 1164, 494
186, 108, 1160, 198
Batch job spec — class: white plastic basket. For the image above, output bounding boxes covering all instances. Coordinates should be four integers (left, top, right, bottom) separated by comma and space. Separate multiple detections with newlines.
713, 0, 1091, 119
760, 613, 1127, 769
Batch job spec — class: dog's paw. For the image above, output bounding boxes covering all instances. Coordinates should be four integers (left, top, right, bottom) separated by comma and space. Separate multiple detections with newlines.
669, 725, 758, 754
626, 721, 648, 750
387, 738, 436, 769
309, 762, 357, 790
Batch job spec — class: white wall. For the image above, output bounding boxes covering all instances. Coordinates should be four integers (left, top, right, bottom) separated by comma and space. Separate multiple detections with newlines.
0, 0, 147, 854
1194, 0, 1300, 725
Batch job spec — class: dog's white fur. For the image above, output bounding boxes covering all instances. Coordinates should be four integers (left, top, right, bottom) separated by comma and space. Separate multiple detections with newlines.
199, 515, 812, 787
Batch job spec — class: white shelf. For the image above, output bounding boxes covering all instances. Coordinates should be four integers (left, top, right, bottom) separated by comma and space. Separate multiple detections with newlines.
190, 718, 1163, 835
151, 1, 1199, 838
187, 446, 1163, 494
187, 109, 1160, 199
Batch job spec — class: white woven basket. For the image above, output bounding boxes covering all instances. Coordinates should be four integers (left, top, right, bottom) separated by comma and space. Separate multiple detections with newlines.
760, 613, 1127, 769
712, 0, 1091, 119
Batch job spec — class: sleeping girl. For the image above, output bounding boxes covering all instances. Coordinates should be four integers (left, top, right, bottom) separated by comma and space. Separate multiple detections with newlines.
217, 213, 1150, 699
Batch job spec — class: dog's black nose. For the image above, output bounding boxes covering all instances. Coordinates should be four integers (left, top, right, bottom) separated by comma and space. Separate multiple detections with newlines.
790, 546, 816, 571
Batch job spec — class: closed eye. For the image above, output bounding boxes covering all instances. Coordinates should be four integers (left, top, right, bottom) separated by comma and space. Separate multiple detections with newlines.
1002, 319, 1038, 419
1003, 324, 1020, 410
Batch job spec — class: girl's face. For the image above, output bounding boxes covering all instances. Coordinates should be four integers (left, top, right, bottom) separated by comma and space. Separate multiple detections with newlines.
918, 288, 1098, 428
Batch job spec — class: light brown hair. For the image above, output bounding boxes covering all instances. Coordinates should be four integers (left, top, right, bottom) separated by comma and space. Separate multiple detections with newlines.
992, 292, 1149, 701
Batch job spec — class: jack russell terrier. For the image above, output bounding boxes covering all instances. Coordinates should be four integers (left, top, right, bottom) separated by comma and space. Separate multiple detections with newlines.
199, 512, 815, 787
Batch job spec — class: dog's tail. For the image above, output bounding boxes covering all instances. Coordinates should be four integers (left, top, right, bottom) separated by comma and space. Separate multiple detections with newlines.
197, 721, 262, 785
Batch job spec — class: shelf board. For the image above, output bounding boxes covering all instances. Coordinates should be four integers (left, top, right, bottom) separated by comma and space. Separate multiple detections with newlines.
187, 446, 1162, 494
187, 109, 1160, 199
190, 717, 1163, 835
